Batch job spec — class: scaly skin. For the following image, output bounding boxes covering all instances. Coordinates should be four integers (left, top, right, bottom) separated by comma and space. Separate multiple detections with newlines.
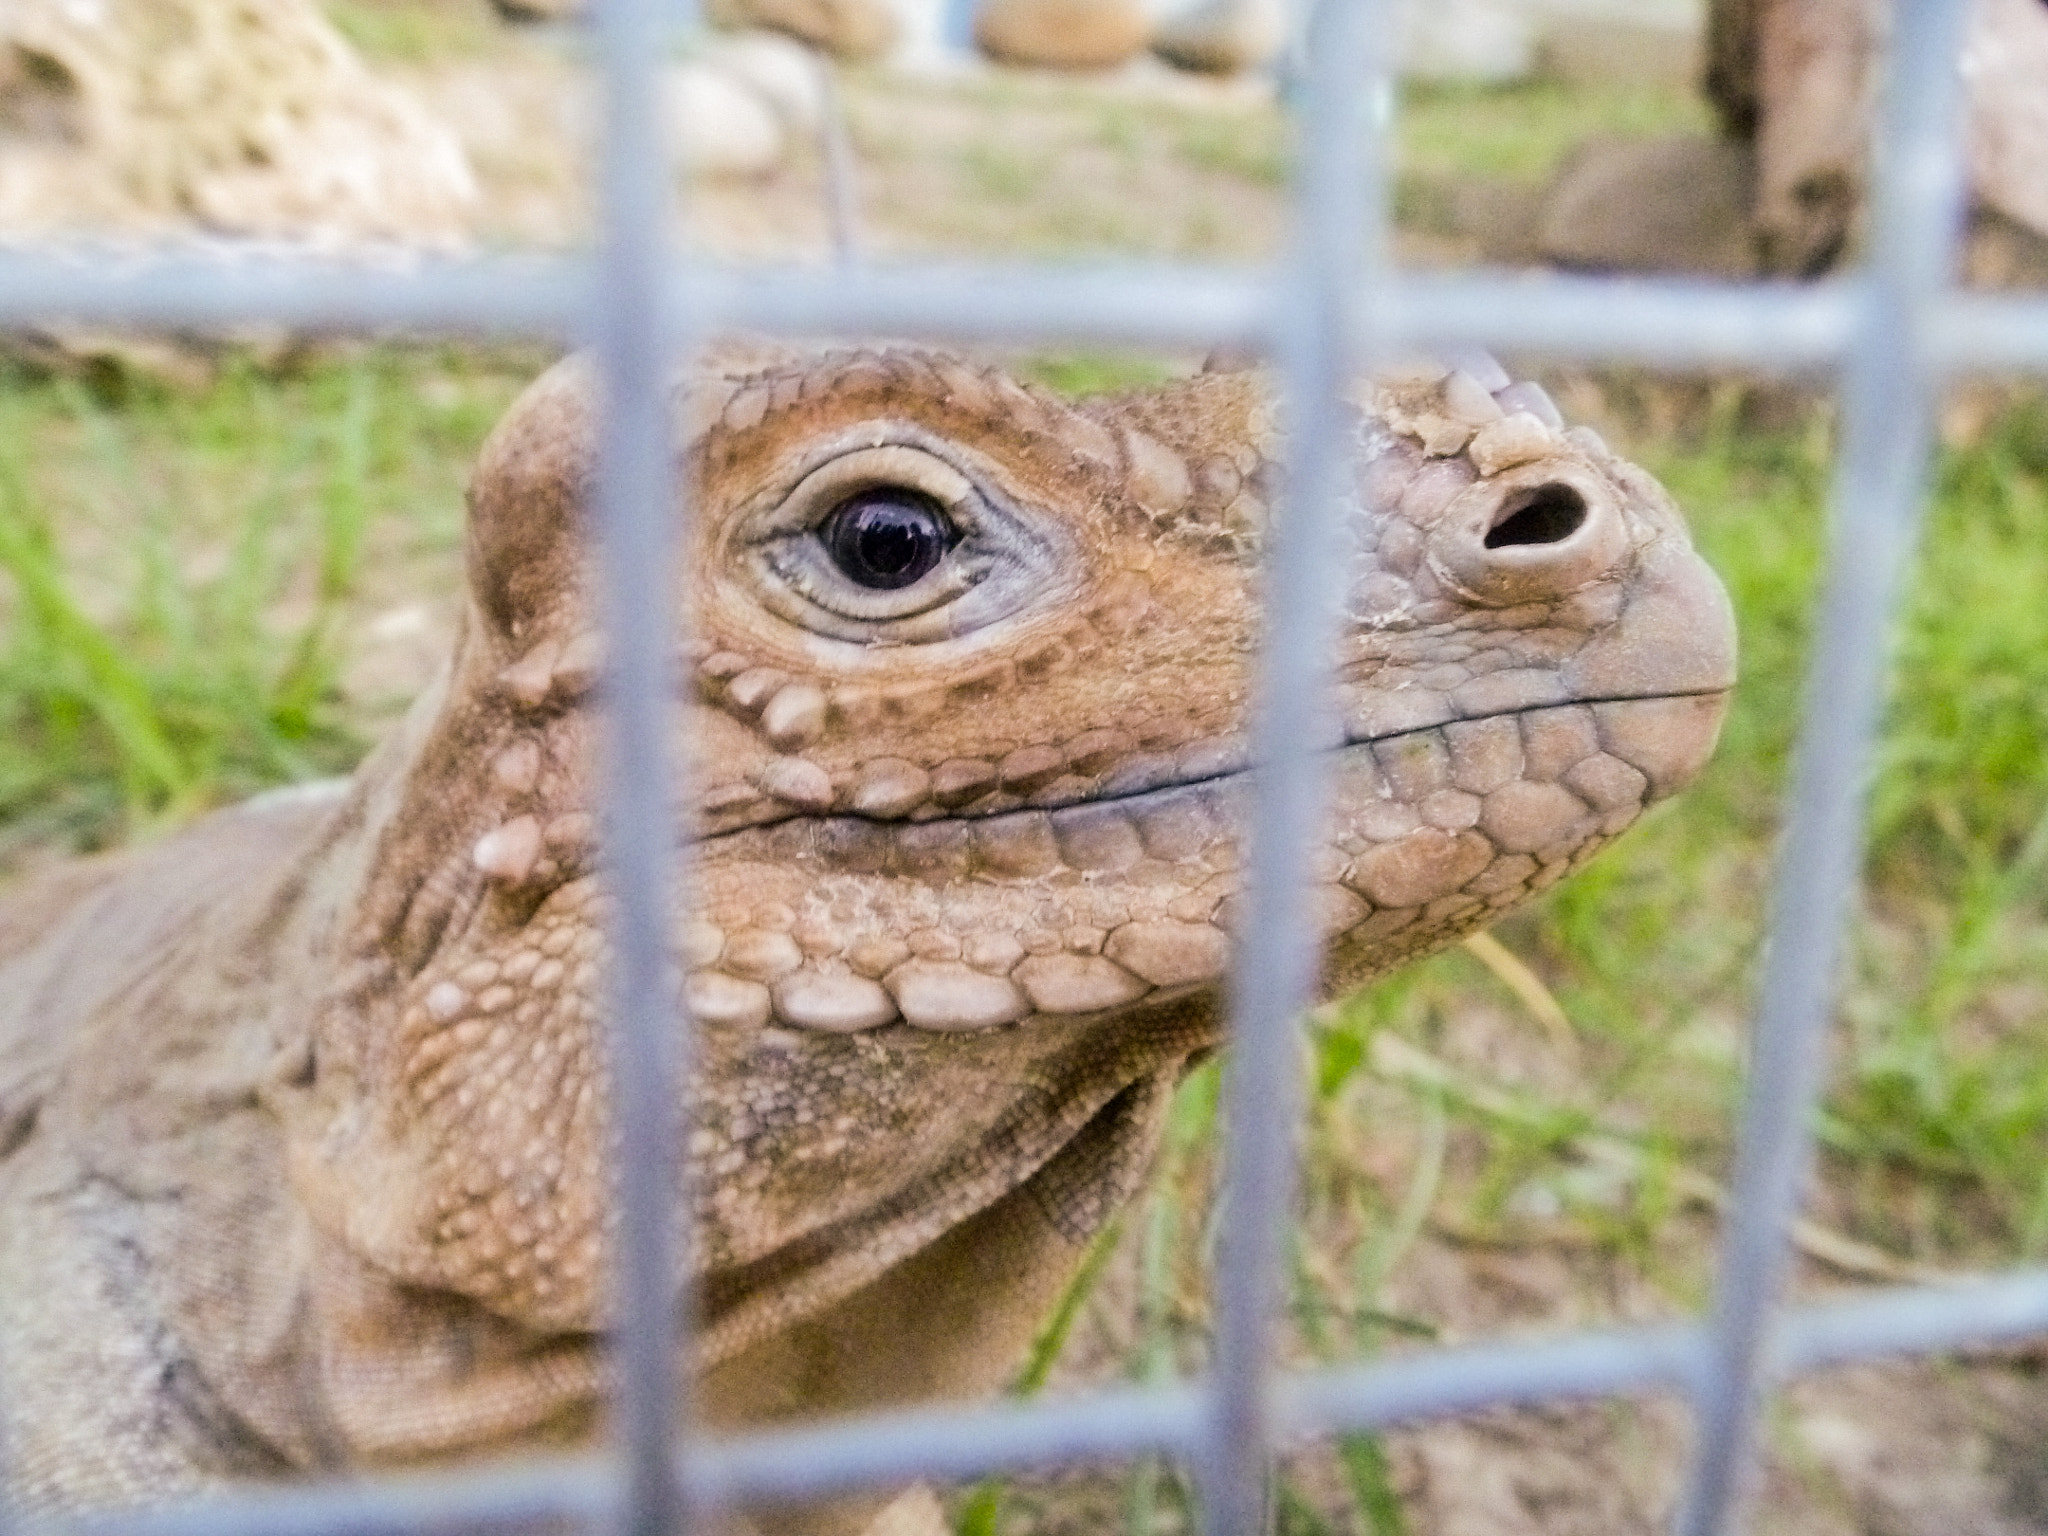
0, 348, 1733, 1533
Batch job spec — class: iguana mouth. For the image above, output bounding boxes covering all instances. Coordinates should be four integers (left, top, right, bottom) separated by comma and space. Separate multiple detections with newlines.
657, 688, 1729, 1038
697, 683, 1736, 842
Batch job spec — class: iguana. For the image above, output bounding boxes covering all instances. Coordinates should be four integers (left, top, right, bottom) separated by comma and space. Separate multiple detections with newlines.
0, 346, 1734, 1534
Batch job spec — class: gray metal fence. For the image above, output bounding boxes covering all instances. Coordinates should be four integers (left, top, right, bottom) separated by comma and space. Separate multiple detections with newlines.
17, 0, 2048, 1531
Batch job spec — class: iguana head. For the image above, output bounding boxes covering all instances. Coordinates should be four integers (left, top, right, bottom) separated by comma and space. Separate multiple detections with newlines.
289, 347, 1733, 1368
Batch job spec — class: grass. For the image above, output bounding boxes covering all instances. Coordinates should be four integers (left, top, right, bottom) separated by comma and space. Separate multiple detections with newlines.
1400, 78, 1717, 187
2, 49, 2044, 1532
0, 347, 534, 864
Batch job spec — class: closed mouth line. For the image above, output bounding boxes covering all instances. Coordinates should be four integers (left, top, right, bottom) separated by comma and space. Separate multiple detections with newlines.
699, 684, 1731, 844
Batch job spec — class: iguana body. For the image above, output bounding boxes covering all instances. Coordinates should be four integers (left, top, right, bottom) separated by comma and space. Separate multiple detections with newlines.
0, 349, 1734, 1533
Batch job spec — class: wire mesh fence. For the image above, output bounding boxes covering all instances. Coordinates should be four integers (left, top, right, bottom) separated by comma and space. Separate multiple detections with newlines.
8, 0, 2048, 1532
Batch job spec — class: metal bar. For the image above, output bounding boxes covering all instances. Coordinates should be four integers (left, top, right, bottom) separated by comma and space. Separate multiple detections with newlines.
694, 1380, 1203, 1509
1200, 0, 1389, 1530
0, 247, 589, 333
1930, 290, 2048, 374
1780, 1271, 2048, 1371
589, 0, 690, 1532
0, 253, 1836, 365
43, 1267, 2048, 1536
1280, 1326, 1705, 1439
0, 249, 2044, 380
2, 0, 2048, 1526
1673, 2, 1977, 1532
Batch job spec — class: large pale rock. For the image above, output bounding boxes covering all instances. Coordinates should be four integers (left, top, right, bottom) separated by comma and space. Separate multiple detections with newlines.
490, 0, 582, 21
1537, 136, 1756, 277
1708, 0, 2048, 274
0, 0, 475, 246
700, 28, 827, 133
1400, 0, 1535, 83
664, 61, 786, 179
974, 0, 1150, 69
706, 0, 898, 62
1150, 0, 1284, 75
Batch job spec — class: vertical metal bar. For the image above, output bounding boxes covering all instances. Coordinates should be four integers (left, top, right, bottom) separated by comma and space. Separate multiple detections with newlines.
1199, 0, 1390, 1530
592, 0, 691, 1532
1674, 2, 1975, 1531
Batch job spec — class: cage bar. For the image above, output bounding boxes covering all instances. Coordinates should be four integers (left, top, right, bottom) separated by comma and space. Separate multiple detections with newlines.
589, 0, 692, 1533
1674, 0, 1978, 1530
3, 1, 2045, 1534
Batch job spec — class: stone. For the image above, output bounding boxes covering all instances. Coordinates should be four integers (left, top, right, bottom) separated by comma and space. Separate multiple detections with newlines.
665, 63, 786, 181
493, 0, 582, 20
0, 0, 475, 246
1150, 0, 1285, 74
1400, 0, 1535, 82
706, 0, 898, 62
974, 0, 1150, 69
1710, 0, 2048, 274
700, 29, 826, 133
1537, 136, 1758, 279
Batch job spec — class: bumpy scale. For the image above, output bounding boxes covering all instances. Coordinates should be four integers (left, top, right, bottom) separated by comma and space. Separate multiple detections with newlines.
0, 346, 1734, 1536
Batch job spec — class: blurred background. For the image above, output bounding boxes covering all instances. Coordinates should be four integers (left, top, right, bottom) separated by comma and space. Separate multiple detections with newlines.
0, 0, 2046, 1529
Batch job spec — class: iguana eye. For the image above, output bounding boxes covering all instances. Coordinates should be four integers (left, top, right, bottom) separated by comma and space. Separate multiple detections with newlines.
821, 490, 956, 590
734, 431, 1076, 645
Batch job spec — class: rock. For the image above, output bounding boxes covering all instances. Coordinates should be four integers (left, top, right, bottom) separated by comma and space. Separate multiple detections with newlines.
973, 0, 1151, 69
1537, 136, 1758, 278
491, 0, 582, 21
706, 0, 898, 62
1964, 207, 2048, 294
1150, 0, 1284, 74
664, 62, 787, 179
1537, 16, 1702, 90
1709, 0, 2048, 274
0, 0, 475, 246
700, 29, 827, 133
1400, 0, 1534, 83
1965, 0, 2048, 248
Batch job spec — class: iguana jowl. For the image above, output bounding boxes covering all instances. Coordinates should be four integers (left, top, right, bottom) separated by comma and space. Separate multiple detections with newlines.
0, 348, 1734, 1533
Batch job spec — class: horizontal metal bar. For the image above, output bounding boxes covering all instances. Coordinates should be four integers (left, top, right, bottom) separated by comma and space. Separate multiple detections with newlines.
1779, 1269, 2048, 1371
1391, 272, 1858, 370
0, 247, 588, 335
1933, 291, 2048, 374
694, 1381, 1201, 1509
43, 1270, 2048, 1536
2, 249, 2045, 375
1279, 1324, 1705, 1437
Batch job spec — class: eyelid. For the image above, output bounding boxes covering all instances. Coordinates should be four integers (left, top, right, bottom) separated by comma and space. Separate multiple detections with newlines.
726, 429, 1077, 645
754, 446, 977, 539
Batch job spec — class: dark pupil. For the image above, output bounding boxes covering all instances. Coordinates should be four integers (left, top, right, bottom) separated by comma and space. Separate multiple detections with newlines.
822, 491, 951, 590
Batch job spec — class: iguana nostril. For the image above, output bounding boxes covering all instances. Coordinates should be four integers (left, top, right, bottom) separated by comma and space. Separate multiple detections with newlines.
1484, 482, 1588, 549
